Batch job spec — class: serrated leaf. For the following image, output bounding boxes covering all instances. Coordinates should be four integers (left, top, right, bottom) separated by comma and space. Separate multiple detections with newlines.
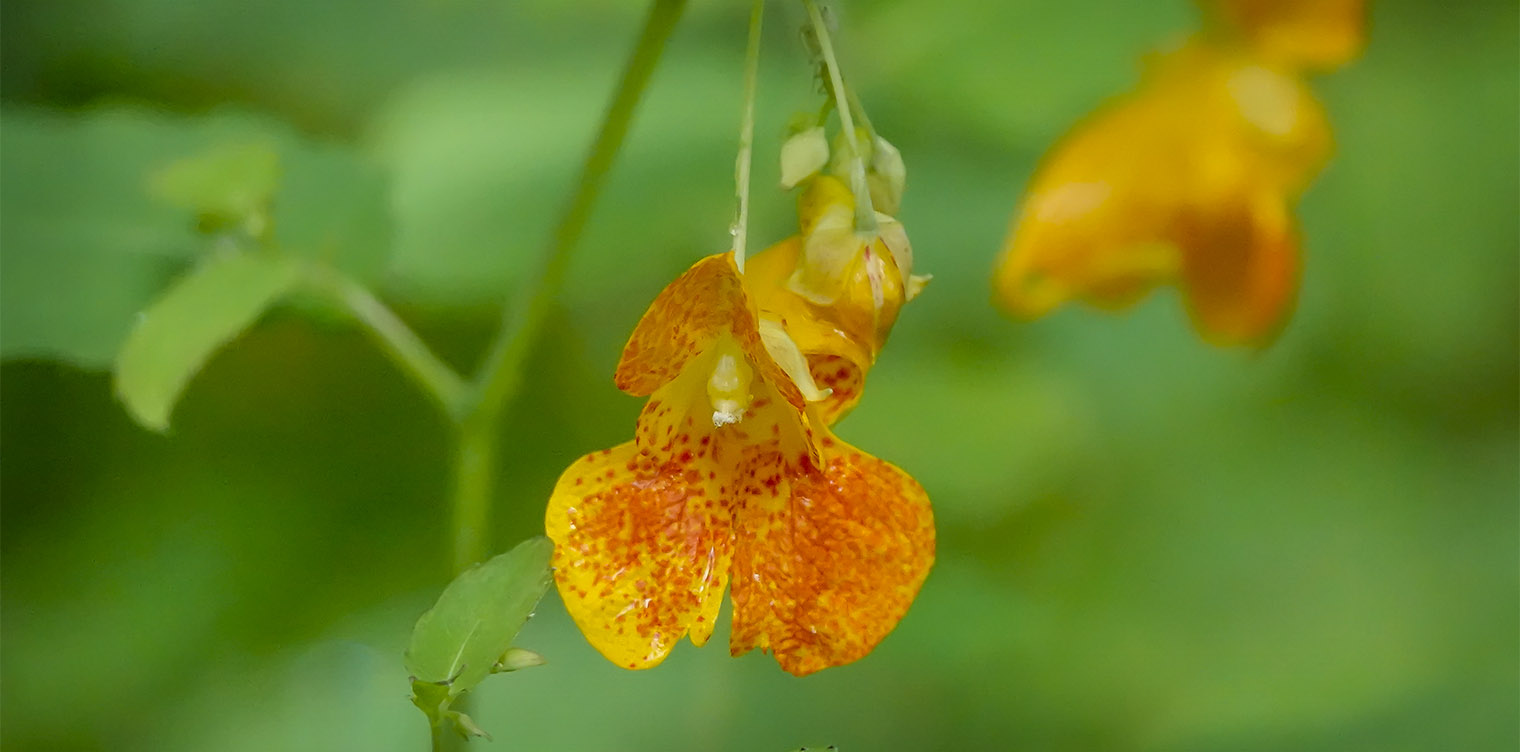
405, 536, 554, 716
113, 251, 302, 431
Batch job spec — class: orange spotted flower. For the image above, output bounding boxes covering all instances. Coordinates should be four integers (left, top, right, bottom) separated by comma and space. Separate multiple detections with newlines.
993, 0, 1365, 346
545, 251, 934, 676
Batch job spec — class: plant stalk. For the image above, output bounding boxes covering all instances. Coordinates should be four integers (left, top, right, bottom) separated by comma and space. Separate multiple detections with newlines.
430, 2, 686, 747
470, 0, 690, 426
802, 0, 876, 232
309, 265, 468, 418
733, 0, 764, 271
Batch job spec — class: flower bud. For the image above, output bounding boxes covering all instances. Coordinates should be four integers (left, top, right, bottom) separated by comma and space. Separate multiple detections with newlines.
867, 135, 906, 215
826, 127, 874, 179
492, 647, 548, 673
780, 126, 830, 189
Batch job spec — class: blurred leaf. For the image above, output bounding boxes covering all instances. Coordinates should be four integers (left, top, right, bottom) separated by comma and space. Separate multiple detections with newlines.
113, 251, 302, 431
271, 134, 391, 280
405, 536, 554, 736
365, 58, 746, 307
0, 106, 392, 368
365, 69, 599, 304
0, 108, 202, 366
149, 140, 281, 233
855, 0, 1191, 146
842, 355, 1096, 527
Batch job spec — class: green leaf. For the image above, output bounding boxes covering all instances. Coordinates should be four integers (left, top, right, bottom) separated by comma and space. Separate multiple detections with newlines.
149, 140, 281, 232
113, 251, 302, 431
0, 105, 391, 368
405, 537, 554, 733
0, 109, 203, 366
365, 63, 739, 306
271, 134, 391, 280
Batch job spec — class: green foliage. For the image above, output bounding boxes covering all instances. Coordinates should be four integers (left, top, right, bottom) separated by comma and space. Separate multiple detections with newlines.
405, 536, 554, 740
113, 251, 302, 431
0, 107, 390, 368
0, 1, 1516, 751
0, 109, 202, 365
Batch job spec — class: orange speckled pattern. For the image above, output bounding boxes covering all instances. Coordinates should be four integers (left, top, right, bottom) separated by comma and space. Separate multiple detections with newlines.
552, 212, 932, 675
808, 354, 866, 425
545, 435, 732, 669
549, 354, 829, 668
615, 253, 805, 410
728, 436, 935, 676
549, 333, 928, 673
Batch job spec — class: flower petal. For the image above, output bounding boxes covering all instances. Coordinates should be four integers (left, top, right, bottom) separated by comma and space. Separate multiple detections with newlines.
728, 437, 935, 676
1207, 0, 1366, 71
788, 177, 911, 349
1179, 190, 1299, 346
615, 253, 806, 410
807, 354, 866, 426
994, 40, 1324, 343
757, 318, 830, 404
993, 85, 1190, 317
546, 434, 732, 669
747, 238, 876, 424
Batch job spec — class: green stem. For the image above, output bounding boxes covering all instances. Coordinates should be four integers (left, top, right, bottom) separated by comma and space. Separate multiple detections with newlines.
444, 0, 686, 578
429, 4, 686, 747
470, 0, 689, 425
308, 265, 468, 417
449, 414, 496, 574
844, 85, 877, 141
732, 0, 764, 271
802, 0, 876, 232
449, 0, 686, 573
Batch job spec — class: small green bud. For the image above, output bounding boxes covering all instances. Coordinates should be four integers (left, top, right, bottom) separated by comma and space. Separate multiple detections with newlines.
492, 646, 548, 673
449, 710, 490, 741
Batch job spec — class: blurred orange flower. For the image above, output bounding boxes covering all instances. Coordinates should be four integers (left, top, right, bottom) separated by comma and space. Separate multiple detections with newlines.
545, 252, 934, 676
993, 0, 1364, 345
1206, 0, 1367, 70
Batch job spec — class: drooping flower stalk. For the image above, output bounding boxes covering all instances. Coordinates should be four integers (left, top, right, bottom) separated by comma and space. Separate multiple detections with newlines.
802, 0, 877, 234
733, 0, 765, 272
457, 0, 688, 574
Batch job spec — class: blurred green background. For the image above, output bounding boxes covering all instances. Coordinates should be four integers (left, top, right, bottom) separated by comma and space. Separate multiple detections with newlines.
2, 0, 1516, 750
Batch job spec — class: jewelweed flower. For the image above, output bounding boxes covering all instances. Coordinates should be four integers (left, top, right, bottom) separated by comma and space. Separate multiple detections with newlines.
746, 174, 927, 424
545, 252, 934, 676
993, 1, 1363, 346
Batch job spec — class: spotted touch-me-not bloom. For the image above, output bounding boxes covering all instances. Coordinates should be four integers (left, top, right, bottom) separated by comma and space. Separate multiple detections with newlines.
545, 138, 932, 676
993, 0, 1365, 345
